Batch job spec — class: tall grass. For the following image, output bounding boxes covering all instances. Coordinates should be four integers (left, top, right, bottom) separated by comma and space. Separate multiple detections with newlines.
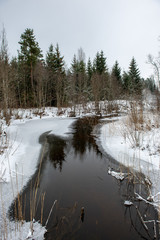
0, 139, 48, 239
120, 100, 160, 149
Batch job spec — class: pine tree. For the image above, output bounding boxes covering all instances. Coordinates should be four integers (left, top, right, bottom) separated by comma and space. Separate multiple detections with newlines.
18, 28, 43, 106
18, 28, 42, 67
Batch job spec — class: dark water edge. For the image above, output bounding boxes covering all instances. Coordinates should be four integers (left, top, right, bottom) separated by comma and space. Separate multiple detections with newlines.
9, 116, 159, 240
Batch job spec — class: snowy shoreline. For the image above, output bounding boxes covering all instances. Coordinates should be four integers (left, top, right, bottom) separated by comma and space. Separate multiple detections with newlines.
0, 114, 75, 239
100, 116, 160, 197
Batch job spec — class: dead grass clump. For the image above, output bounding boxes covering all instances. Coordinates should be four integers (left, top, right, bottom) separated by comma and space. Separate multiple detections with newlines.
57, 109, 65, 116
121, 100, 160, 149
120, 102, 145, 148
68, 111, 76, 117
129, 102, 144, 130
105, 101, 119, 114
14, 112, 23, 120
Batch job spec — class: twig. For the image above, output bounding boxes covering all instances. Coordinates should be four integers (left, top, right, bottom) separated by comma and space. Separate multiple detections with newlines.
135, 206, 148, 231
144, 220, 157, 238
135, 192, 159, 208
45, 200, 57, 227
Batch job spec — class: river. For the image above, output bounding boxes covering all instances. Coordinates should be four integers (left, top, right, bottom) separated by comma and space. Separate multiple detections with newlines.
9, 116, 159, 239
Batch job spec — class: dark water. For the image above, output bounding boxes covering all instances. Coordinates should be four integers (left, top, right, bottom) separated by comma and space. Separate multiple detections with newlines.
9, 117, 159, 240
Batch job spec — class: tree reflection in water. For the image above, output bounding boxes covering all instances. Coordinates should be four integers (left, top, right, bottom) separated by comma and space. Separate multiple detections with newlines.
72, 116, 101, 156
47, 116, 101, 172
47, 135, 66, 172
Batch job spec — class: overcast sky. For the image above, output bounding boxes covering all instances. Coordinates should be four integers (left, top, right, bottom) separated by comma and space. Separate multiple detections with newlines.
0, 0, 160, 78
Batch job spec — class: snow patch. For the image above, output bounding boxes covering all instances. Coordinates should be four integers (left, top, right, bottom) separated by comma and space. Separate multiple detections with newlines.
108, 167, 125, 181
124, 200, 133, 206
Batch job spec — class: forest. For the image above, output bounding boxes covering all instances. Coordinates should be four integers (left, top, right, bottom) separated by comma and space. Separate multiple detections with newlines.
0, 27, 156, 117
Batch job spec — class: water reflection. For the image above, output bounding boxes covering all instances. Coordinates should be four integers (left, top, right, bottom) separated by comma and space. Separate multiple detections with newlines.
46, 117, 101, 172
72, 116, 101, 156
47, 135, 66, 172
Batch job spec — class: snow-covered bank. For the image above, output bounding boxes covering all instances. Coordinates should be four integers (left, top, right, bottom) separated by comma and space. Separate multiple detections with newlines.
0, 114, 75, 239
100, 116, 160, 197
4, 117, 75, 183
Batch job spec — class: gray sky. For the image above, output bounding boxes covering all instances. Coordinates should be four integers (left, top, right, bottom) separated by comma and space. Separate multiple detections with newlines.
0, 0, 160, 78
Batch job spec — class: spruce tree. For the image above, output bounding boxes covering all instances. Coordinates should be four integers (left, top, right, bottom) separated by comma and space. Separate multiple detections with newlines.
70, 49, 87, 104
54, 44, 65, 74
128, 57, 142, 94
46, 44, 56, 105
46, 43, 65, 74
71, 54, 79, 75
99, 50, 107, 74
93, 51, 107, 74
122, 71, 130, 93
87, 58, 92, 86
54, 44, 65, 107
46, 44, 56, 71
46, 43, 65, 107
111, 61, 121, 84
110, 61, 122, 99
79, 60, 86, 73
87, 58, 92, 77
145, 78, 156, 92
93, 52, 100, 73
92, 51, 109, 103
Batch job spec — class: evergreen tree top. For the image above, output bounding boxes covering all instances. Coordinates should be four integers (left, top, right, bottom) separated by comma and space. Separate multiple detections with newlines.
46, 43, 65, 74
87, 58, 92, 74
128, 57, 141, 80
71, 54, 78, 74
18, 28, 43, 66
93, 50, 107, 74
71, 52, 86, 74
112, 60, 121, 82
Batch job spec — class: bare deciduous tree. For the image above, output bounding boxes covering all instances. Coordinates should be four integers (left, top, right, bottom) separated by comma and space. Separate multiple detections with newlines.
147, 42, 160, 89
0, 27, 9, 114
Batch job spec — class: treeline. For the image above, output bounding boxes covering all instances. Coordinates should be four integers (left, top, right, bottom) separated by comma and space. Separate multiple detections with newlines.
0, 27, 155, 111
